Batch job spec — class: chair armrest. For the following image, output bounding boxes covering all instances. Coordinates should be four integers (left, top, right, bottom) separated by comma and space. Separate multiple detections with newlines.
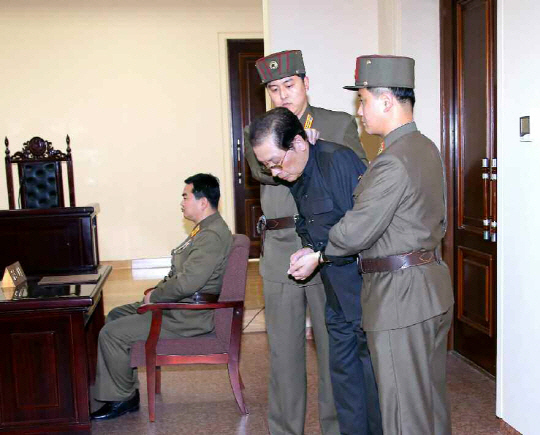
137, 301, 243, 314
143, 287, 155, 295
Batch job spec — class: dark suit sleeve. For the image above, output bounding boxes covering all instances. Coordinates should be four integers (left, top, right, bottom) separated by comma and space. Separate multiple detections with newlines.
341, 116, 369, 166
326, 153, 408, 256
243, 127, 279, 185
294, 213, 314, 249
150, 230, 224, 302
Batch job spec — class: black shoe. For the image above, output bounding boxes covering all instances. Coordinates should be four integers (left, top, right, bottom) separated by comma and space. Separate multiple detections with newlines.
91, 390, 140, 420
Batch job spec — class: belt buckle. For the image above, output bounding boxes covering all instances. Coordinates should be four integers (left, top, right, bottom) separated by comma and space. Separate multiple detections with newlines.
256, 215, 267, 235
419, 251, 431, 261
357, 255, 365, 274
418, 250, 435, 264
293, 214, 299, 223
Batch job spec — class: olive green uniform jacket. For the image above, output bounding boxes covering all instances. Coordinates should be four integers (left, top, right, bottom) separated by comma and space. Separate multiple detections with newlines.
149, 212, 233, 335
326, 122, 454, 331
244, 104, 368, 284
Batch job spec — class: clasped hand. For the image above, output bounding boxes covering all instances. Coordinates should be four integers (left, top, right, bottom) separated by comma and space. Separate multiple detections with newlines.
287, 247, 320, 281
305, 128, 320, 145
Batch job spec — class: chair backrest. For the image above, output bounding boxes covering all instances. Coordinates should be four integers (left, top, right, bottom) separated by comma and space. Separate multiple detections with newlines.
215, 234, 250, 345
218, 234, 251, 303
4, 136, 76, 210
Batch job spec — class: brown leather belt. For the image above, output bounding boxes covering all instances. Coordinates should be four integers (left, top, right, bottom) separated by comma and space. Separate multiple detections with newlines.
191, 292, 219, 303
359, 249, 439, 274
257, 215, 297, 231
257, 215, 297, 256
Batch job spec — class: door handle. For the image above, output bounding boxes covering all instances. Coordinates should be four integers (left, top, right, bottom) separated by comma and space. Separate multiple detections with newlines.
236, 139, 242, 163
237, 139, 242, 185
490, 158, 497, 242
482, 158, 490, 240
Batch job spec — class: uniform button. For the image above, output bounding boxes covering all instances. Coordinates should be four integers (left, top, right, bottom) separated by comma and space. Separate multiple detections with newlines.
303, 194, 308, 198
308, 219, 314, 224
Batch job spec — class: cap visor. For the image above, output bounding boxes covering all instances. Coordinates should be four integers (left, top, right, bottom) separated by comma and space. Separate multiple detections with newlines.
343, 85, 361, 91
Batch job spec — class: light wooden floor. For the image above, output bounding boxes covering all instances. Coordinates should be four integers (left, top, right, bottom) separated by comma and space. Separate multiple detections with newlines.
101, 260, 267, 333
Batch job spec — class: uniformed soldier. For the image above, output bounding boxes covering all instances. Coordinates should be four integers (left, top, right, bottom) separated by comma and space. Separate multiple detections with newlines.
249, 107, 383, 435
289, 55, 455, 435
91, 173, 233, 421
244, 49, 368, 435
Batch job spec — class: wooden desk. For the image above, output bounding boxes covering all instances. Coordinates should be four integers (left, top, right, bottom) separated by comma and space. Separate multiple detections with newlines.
0, 205, 100, 276
0, 265, 111, 434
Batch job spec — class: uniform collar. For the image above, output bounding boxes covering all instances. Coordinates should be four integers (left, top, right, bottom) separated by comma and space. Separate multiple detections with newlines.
384, 121, 418, 148
198, 211, 221, 229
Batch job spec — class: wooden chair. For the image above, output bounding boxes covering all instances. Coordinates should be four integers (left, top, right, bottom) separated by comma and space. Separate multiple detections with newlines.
4, 136, 75, 209
130, 234, 250, 422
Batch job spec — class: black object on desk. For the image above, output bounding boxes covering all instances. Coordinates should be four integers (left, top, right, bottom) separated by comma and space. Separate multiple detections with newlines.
13, 282, 80, 299
0, 204, 100, 275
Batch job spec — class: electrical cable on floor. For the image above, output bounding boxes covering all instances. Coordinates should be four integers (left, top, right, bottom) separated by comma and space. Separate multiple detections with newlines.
242, 305, 265, 331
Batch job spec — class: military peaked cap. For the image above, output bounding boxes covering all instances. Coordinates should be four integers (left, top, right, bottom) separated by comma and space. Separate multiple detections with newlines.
344, 55, 415, 90
255, 50, 306, 84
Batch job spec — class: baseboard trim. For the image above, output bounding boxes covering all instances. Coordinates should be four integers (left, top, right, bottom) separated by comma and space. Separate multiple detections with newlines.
100, 260, 132, 270
448, 350, 495, 380
104, 257, 259, 270
132, 257, 171, 269
101, 257, 171, 270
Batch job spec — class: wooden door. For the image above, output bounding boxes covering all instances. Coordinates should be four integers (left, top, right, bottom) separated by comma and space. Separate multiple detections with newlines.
441, 0, 497, 374
227, 39, 265, 258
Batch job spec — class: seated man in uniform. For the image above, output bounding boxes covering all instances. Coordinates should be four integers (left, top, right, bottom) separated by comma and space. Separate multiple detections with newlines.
91, 173, 233, 421
249, 107, 382, 435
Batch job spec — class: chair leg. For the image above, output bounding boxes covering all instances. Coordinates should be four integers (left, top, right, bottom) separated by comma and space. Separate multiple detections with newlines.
146, 364, 156, 422
228, 360, 248, 415
156, 366, 161, 394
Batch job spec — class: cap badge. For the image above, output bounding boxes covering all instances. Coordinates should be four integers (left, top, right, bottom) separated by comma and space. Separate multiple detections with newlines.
269, 60, 279, 70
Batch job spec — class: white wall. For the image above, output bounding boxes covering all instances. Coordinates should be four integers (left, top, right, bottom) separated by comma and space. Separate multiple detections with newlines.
264, 0, 440, 160
378, 0, 440, 148
399, 0, 440, 148
264, 0, 378, 116
497, 0, 540, 432
0, 0, 263, 261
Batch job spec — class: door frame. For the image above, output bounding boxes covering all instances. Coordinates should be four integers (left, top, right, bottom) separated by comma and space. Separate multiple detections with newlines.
217, 32, 263, 232
440, 0, 457, 350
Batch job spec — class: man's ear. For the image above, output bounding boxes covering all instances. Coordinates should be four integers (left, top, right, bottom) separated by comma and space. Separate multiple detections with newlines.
200, 196, 210, 210
380, 91, 394, 113
303, 76, 310, 92
293, 134, 308, 151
